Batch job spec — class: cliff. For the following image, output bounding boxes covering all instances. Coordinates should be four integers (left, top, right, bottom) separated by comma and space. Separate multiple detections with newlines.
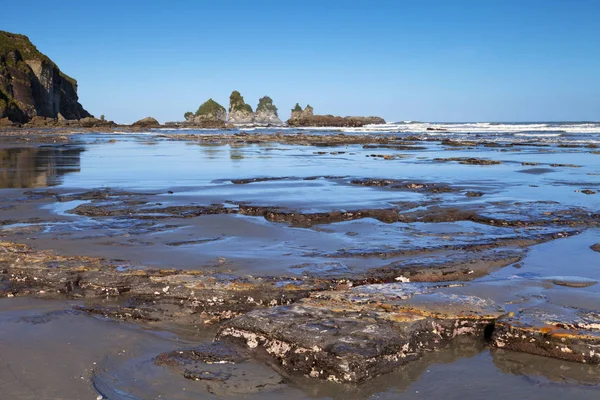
254, 96, 282, 125
287, 104, 385, 127
0, 30, 91, 123
227, 91, 254, 124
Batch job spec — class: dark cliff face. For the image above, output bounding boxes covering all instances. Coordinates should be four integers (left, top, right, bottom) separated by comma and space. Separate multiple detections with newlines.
0, 31, 91, 123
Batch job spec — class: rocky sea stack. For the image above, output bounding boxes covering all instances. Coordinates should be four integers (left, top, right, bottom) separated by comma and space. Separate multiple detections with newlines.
288, 104, 385, 127
183, 92, 283, 126
186, 98, 227, 128
254, 96, 282, 125
0, 30, 91, 124
228, 91, 254, 124
290, 103, 314, 120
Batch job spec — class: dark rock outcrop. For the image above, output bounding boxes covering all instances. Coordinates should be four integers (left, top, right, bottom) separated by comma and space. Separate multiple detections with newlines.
77, 117, 109, 128
254, 96, 282, 125
0, 30, 91, 123
287, 104, 384, 127
132, 117, 160, 128
228, 91, 254, 124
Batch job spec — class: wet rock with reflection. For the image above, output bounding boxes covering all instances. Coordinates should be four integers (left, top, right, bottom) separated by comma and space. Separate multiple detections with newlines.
0, 146, 83, 188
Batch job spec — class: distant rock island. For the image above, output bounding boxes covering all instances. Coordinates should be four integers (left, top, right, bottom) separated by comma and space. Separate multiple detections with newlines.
287, 104, 385, 127
183, 91, 283, 127
255, 96, 282, 125
182, 93, 383, 128
183, 98, 227, 128
0, 30, 95, 126
228, 91, 254, 124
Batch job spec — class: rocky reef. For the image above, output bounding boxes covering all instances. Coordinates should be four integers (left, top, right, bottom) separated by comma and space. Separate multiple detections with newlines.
228, 90, 254, 124
1, 131, 600, 393
287, 104, 385, 127
0, 30, 91, 123
254, 95, 282, 125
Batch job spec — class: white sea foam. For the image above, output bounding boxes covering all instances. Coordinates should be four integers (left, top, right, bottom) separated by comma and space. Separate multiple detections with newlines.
514, 133, 562, 137
110, 120, 600, 146
318, 122, 600, 135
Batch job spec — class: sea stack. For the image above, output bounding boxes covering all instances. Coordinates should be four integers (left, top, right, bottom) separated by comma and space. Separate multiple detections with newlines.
0, 30, 91, 123
254, 96, 282, 125
290, 103, 313, 120
227, 91, 254, 124
193, 98, 226, 123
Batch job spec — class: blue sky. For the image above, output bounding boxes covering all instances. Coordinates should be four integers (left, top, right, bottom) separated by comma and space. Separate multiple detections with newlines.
3, 0, 599, 123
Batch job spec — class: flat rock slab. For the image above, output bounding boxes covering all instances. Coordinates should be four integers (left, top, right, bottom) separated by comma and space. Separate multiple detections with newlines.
543, 276, 598, 288
492, 304, 600, 365
365, 249, 526, 282
218, 283, 503, 383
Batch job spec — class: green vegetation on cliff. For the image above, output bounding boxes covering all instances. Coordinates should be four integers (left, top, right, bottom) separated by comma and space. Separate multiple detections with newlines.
229, 90, 253, 113
0, 31, 76, 85
292, 103, 303, 113
0, 31, 46, 62
0, 30, 89, 122
257, 96, 278, 114
195, 98, 225, 116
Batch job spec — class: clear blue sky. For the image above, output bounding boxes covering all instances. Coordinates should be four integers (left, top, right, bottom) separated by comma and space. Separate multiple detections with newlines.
4, 0, 599, 123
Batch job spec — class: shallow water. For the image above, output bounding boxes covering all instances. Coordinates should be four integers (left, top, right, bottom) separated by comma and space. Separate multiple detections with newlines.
1, 127, 600, 399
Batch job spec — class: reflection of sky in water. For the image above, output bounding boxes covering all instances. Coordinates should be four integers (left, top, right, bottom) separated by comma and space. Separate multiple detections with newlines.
489, 229, 600, 285
2, 134, 596, 211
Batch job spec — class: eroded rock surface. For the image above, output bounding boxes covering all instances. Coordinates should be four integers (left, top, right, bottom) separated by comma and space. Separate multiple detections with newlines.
492, 304, 600, 365
218, 283, 503, 383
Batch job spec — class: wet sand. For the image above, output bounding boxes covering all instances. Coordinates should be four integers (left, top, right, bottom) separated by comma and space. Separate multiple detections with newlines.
0, 129, 599, 398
